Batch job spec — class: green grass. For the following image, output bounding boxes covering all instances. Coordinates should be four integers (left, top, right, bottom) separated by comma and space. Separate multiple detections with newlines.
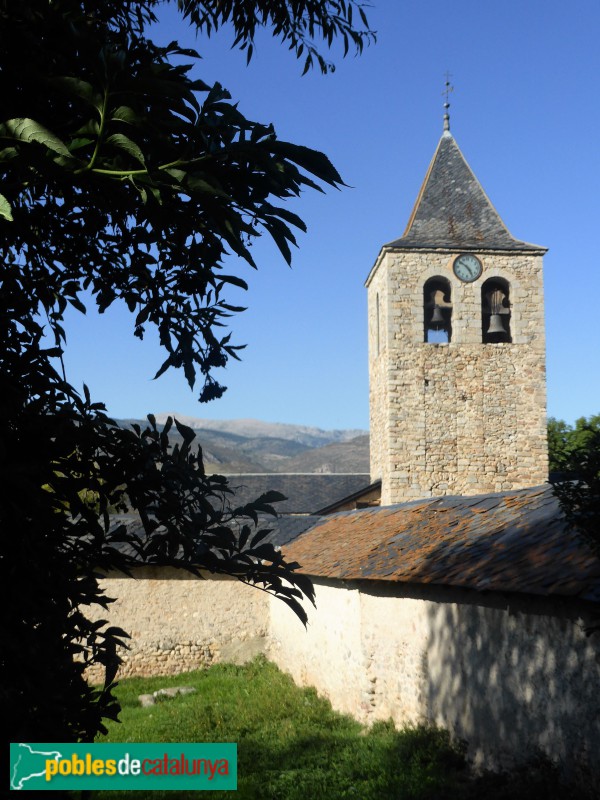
79, 657, 584, 800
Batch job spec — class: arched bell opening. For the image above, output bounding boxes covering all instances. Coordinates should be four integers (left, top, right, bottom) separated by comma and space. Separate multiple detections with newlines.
424, 277, 452, 343
482, 278, 512, 343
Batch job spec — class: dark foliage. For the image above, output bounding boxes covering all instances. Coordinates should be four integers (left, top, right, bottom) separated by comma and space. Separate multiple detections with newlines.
548, 415, 600, 476
549, 415, 600, 550
551, 415, 600, 633
0, 0, 373, 744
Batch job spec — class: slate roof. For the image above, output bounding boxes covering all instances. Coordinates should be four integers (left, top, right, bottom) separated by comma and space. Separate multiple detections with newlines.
108, 512, 319, 556
257, 514, 322, 547
314, 479, 382, 515
222, 473, 372, 515
385, 132, 546, 253
283, 485, 600, 603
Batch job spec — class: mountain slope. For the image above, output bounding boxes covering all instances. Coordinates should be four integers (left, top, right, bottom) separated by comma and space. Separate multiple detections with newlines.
154, 413, 366, 447
271, 435, 369, 474
116, 416, 369, 474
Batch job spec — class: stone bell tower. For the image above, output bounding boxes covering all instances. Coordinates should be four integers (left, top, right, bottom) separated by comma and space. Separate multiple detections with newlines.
366, 118, 548, 506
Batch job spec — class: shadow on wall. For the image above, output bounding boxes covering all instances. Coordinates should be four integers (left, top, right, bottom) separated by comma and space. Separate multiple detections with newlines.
423, 586, 600, 791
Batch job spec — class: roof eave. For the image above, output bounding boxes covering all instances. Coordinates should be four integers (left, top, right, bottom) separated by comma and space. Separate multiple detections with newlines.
366, 239, 547, 286
382, 239, 548, 254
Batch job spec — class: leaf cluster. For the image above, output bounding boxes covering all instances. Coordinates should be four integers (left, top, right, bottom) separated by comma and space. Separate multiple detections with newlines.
0, 0, 364, 401
2, 306, 315, 743
548, 414, 600, 476
0, 0, 373, 744
180, 0, 375, 74
550, 415, 600, 545
551, 415, 600, 633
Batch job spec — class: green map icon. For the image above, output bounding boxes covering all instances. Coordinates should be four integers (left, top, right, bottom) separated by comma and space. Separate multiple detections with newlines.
10, 743, 63, 790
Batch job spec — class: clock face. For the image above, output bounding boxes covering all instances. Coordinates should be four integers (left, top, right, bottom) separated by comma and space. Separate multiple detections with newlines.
453, 254, 483, 283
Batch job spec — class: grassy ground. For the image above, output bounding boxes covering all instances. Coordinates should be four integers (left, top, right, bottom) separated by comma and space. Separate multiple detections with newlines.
81, 657, 585, 800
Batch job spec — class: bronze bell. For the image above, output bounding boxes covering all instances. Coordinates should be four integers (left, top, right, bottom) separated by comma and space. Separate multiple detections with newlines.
430, 305, 445, 329
486, 313, 505, 335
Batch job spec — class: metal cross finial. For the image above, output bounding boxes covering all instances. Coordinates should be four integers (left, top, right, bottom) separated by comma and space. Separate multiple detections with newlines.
442, 72, 453, 132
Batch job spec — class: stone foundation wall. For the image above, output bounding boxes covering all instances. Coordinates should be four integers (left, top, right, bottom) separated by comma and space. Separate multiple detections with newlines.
84, 567, 269, 684
269, 579, 600, 788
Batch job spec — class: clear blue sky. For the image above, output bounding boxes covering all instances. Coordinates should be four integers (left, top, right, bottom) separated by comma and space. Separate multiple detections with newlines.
59, 0, 600, 431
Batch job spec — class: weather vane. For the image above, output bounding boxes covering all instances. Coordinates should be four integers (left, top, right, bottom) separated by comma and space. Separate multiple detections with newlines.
443, 72, 453, 132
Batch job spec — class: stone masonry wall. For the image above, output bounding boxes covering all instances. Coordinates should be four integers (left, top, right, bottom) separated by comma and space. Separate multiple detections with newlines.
82, 566, 600, 786
367, 249, 548, 505
269, 581, 365, 718
269, 579, 600, 788
367, 258, 390, 495
84, 567, 269, 684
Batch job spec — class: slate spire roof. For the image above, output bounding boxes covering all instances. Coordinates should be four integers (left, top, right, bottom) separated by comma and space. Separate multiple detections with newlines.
386, 131, 545, 252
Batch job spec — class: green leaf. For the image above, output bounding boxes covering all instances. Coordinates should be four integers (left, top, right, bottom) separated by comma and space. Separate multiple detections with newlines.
255, 491, 286, 505
3, 118, 71, 156
68, 296, 87, 314
185, 175, 231, 198
110, 106, 138, 125
50, 77, 103, 111
250, 528, 273, 548
268, 140, 344, 187
266, 205, 307, 232
153, 356, 172, 381
164, 168, 186, 182
0, 193, 13, 221
106, 134, 146, 166
0, 146, 18, 163
148, 185, 162, 204
174, 418, 196, 445
220, 274, 249, 291
68, 138, 94, 152
265, 218, 294, 264
238, 525, 252, 550
135, 184, 148, 202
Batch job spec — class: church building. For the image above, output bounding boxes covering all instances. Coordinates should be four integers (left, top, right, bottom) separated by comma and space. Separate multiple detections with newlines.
366, 116, 549, 506
90, 109, 600, 790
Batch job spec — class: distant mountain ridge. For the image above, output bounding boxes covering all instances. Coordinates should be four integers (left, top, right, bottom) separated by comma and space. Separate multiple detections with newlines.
154, 413, 366, 447
116, 414, 369, 474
